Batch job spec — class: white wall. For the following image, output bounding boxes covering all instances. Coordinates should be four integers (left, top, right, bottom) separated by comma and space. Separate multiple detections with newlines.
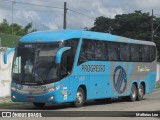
0, 50, 14, 98
157, 63, 160, 81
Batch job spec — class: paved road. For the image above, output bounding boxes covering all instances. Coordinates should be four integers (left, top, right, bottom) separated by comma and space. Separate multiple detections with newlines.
0, 91, 160, 120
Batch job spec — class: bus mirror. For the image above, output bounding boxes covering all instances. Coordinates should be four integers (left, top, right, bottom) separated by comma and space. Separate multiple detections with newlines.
56, 47, 71, 64
3, 48, 15, 64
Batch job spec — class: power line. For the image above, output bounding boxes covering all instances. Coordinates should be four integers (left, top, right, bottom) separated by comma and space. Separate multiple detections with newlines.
0, 0, 96, 19
0, 0, 64, 10
0, 8, 63, 13
68, 9, 96, 19
68, 12, 94, 24
154, 14, 160, 17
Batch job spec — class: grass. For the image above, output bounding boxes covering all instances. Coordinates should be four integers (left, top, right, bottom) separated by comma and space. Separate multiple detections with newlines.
0, 102, 30, 107
156, 84, 160, 90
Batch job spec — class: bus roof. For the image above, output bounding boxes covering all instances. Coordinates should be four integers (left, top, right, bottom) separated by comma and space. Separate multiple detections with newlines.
20, 29, 155, 46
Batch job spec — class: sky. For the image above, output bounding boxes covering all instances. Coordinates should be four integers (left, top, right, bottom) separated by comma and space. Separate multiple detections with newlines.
0, 0, 160, 31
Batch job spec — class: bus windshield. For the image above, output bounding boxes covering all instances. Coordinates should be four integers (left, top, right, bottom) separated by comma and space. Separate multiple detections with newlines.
12, 42, 61, 84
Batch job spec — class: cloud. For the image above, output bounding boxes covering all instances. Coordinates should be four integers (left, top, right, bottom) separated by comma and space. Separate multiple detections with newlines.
0, 0, 160, 31
132, 0, 160, 9
14, 11, 40, 25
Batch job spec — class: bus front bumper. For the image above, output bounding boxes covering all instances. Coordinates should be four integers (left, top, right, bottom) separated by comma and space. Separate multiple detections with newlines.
11, 91, 59, 103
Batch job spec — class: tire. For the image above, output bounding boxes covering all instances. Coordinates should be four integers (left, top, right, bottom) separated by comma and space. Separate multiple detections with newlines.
137, 84, 144, 101
129, 84, 137, 102
33, 102, 45, 108
73, 87, 85, 107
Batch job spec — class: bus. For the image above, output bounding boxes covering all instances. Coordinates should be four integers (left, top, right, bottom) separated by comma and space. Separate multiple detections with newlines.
4, 30, 157, 108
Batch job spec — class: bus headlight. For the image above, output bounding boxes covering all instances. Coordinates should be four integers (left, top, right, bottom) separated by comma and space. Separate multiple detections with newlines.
47, 84, 62, 93
54, 84, 62, 90
11, 87, 17, 91
47, 88, 55, 93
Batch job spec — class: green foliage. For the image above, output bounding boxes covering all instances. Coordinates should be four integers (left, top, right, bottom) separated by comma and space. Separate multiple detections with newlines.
0, 19, 37, 48
0, 19, 37, 36
90, 10, 160, 60
0, 33, 20, 47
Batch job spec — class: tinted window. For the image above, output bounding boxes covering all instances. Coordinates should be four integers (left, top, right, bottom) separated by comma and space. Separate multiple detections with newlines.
79, 40, 95, 63
64, 39, 79, 54
108, 42, 119, 61
150, 46, 156, 61
141, 45, 150, 62
120, 43, 130, 61
131, 44, 140, 61
95, 41, 107, 60
60, 39, 79, 77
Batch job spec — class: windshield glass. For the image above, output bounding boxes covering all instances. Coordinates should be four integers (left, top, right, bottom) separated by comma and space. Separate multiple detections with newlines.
12, 42, 61, 84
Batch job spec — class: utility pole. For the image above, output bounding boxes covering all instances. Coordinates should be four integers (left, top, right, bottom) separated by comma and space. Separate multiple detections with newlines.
63, 2, 67, 29
12, 0, 15, 34
0, 37, 1, 47
151, 9, 153, 41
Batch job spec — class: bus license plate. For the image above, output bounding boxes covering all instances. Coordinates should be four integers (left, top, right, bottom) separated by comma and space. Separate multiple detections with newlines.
27, 96, 35, 101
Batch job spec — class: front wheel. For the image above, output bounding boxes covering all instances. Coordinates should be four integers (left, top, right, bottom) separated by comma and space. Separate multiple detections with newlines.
137, 84, 144, 101
72, 87, 85, 107
129, 84, 137, 102
33, 102, 45, 108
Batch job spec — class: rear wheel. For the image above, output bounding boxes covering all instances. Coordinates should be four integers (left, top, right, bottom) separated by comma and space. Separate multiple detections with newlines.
33, 102, 45, 108
129, 84, 137, 102
73, 87, 85, 107
137, 84, 144, 101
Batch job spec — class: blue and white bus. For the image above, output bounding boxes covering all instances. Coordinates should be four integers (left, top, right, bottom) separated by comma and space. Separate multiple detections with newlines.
5, 30, 157, 107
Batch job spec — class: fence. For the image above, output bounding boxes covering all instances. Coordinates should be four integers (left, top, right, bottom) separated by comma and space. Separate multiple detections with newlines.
0, 33, 20, 47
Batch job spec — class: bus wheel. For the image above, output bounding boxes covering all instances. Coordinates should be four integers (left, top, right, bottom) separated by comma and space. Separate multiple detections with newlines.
73, 87, 85, 107
33, 102, 45, 108
129, 84, 137, 102
137, 84, 144, 101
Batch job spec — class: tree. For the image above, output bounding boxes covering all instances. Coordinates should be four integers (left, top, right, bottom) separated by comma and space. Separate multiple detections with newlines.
90, 10, 160, 59
0, 19, 37, 36
90, 16, 114, 33
0, 19, 11, 34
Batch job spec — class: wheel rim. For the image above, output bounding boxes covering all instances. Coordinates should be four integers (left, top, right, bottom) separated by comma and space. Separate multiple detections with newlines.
132, 87, 136, 99
139, 87, 143, 97
76, 91, 83, 104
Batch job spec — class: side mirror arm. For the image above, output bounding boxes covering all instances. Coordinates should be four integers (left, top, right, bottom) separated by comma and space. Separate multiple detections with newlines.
3, 48, 15, 64
56, 47, 71, 64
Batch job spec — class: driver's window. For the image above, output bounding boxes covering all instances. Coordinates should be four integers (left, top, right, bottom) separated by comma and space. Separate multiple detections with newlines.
13, 56, 21, 74
59, 39, 79, 78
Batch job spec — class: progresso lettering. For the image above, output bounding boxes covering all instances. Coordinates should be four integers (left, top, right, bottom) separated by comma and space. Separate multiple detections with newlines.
82, 64, 105, 72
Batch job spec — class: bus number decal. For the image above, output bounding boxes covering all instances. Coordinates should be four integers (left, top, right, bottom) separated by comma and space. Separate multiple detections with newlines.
113, 66, 127, 94
81, 64, 105, 72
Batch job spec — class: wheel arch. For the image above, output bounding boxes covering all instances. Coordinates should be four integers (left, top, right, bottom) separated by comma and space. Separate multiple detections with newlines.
132, 81, 138, 89
78, 84, 87, 100
140, 81, 146, 95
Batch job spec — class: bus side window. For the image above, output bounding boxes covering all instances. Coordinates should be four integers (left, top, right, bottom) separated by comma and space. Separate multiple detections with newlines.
79, 40, 95, 64
131, 44, 140, 62
120, 43, 130, 61
108, 42, 119, 61
95, 41, 107, 61
141, 45, 150, 62
150, 46, 156, 61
